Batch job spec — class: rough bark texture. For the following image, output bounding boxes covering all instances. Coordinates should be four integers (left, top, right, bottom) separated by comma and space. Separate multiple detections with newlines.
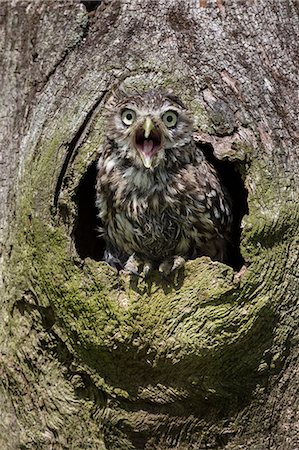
0, 1, 298, 449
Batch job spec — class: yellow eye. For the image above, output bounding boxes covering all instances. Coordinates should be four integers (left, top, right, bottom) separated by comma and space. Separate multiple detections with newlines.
121, 109, 136, 126
162, 110, 178, 128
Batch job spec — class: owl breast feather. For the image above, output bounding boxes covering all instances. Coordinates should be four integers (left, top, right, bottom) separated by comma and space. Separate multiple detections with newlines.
96, 141, 232, 263
105, 201, 192, 261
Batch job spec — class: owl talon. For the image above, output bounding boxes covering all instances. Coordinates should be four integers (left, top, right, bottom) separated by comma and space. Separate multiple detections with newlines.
171, 256, 185, 272
143, 261, 153, 279
104, 249, 123, 272
159, 256, 185, 276
124, 254, 141, 277
158, 260, 173, 276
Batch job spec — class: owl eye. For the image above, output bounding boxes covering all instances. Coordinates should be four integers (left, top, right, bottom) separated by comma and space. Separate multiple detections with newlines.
162, 110, 178, 128
121, 109, 136, 126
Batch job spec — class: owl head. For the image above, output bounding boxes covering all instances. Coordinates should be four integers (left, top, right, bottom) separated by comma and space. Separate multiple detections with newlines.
104, 89, 194, 169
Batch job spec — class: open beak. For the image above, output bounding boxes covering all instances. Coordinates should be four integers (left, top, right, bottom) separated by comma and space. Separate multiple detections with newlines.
135, 117, 162, 169
143, 116, 154, 138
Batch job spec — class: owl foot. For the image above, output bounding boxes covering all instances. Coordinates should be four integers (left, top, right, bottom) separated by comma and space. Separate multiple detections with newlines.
124, 254, 141, 277
104, 249, 123, 272
159, 256, 185, 276
124, 254, 153, 278
143, 261, 153, 279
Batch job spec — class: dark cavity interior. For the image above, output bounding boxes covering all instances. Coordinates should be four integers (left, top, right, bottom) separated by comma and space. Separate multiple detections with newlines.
73, 160, 105, 261
73, 147, 248, 270
80, 1, 102, 13
198, 143, 248, 270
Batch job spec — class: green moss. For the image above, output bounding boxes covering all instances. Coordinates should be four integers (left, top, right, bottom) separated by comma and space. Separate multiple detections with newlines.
9, 195, 285, 407
241, 157, 298, 261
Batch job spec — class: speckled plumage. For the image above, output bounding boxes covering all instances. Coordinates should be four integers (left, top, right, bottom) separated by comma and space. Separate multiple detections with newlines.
96, 90, 232, 274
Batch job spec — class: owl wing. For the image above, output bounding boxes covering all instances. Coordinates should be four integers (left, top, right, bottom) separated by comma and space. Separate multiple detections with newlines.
175, 159, 233, 261
198, 161, 232, 237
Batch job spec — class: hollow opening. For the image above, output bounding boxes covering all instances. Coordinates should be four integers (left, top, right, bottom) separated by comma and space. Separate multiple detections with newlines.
73, 160, 105, 261
73, 147, 248, 270
198, 143, 248, 270
80, 0, 102, 13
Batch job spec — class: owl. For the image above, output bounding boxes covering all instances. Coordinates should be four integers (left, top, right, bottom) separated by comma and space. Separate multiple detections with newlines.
96, 89, 232, 276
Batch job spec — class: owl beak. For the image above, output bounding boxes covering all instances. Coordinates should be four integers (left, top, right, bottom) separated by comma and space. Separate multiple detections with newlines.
143, 117, 154, 138
135, 117, 162, 169
140, 153, 152, 169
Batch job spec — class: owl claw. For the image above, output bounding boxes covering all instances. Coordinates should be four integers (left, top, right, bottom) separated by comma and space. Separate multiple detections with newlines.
124, 255, 154, 279
143, 261, 153, 279
125, 255, 184, 279
171, 256, 185, 272
124, 254, 141, 277
104, 249, 123, 272
159, 256, 185, 276
159, 260, 173, 276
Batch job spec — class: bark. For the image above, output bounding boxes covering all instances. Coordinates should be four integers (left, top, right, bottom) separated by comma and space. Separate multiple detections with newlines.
0, 1, 298, 449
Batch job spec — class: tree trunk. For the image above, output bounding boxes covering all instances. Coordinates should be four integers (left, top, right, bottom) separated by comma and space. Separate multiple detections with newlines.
1, 1, 298, 449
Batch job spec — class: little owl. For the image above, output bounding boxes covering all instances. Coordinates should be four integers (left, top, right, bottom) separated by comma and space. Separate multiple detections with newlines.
96, 89, 232, 276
